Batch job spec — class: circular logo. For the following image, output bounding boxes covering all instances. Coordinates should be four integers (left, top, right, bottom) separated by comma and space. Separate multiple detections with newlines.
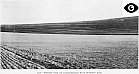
124, 3, 138, 13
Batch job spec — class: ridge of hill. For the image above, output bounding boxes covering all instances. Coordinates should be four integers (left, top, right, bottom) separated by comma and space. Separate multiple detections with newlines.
1, 16, 138, 35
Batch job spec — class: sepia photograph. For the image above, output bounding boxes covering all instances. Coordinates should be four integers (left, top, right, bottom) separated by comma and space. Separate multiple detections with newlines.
0, 0, 138, 72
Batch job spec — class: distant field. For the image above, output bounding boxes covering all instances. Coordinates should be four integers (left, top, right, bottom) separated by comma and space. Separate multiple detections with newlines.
1, 32, 138, 69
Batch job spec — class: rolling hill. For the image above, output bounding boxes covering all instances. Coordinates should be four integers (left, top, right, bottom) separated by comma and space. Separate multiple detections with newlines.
1, 16, 138, 35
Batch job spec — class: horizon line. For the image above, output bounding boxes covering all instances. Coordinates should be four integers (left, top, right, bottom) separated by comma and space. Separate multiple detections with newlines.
1, 16, 138, 25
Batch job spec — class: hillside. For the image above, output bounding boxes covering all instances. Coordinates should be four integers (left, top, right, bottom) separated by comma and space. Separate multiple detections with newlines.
1, 16, 138, 35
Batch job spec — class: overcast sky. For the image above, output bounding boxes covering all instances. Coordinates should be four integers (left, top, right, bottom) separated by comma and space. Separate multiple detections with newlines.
1, 0, 123, 24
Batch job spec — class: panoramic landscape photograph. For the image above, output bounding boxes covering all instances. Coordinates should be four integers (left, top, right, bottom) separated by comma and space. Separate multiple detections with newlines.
0, 0, 138, 70
0, 16, 138, 69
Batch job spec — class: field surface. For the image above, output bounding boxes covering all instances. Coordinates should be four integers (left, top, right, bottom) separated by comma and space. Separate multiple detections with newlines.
0, 32, 138, 69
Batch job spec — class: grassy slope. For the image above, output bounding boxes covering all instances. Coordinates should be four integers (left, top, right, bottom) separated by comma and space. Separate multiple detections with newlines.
1, 16, 138, 35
